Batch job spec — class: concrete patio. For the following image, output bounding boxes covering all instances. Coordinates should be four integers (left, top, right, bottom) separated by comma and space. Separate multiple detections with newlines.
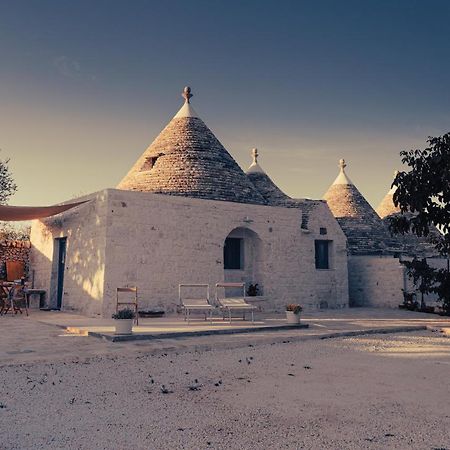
1, 307, 450, 366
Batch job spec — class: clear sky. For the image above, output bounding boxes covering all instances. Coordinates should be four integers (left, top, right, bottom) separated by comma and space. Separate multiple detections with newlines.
1, 0, 449, 209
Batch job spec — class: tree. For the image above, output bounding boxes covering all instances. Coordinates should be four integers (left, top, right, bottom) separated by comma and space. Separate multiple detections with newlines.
390, 133, 450, 312
0, 155, 17, 204
402, 258, 435, 310
0, 223, 30, 241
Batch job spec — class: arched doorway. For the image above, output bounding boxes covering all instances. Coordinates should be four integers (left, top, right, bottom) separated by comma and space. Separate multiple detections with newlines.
223, 227, 264, 294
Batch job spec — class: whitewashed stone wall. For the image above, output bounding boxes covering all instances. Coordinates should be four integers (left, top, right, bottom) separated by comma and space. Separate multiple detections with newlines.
30, 191, 108, 316
348, 256, 404, 307
30, 189, 349, 317
348, 255, 448, 308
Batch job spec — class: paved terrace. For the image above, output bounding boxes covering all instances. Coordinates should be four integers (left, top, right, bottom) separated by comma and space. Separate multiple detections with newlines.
1, 308, 449, 365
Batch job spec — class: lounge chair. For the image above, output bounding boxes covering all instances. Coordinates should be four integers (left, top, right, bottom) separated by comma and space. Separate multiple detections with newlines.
215, 282, 256, 324
179, 284, 214, 324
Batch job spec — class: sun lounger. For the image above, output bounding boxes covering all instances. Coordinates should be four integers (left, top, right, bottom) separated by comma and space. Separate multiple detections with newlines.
215, 282, 256, 324
179, 284, 214, 324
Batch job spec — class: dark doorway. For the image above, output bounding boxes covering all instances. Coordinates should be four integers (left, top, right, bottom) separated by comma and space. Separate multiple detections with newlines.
224, 237, 243, 270
56, 237, 67, 310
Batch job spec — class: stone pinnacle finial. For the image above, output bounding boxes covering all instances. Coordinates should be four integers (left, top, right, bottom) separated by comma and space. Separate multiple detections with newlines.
393, 169, 399, 178
252, 148, 259, 165
339, 158, 347, 171
182, 86, 193, 104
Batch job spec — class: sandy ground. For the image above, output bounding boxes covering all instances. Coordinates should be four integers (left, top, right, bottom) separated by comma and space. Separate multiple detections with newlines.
1, 331, 450, 450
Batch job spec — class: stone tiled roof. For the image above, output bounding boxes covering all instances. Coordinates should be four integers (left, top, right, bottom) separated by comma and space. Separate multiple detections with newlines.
377, 175, 441, 257
244, 149, 322, 229
117, 88, 265, 205
245, 149, 290, 205
323, 159, 393, 255
377, 190, 400, 218
376, 171, 401, 219
381, 214, 441, 258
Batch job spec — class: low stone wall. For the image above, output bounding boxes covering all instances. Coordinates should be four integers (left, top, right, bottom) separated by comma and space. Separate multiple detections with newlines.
348, 255, 405, 307
0, 240, 31, 280
348, 255, 448, 308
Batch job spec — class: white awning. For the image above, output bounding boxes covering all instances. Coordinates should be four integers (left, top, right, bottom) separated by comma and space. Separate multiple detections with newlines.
0, 201, 88, 221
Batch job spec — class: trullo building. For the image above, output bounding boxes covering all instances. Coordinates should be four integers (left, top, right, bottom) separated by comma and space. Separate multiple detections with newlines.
30, 87, 349, 317
324, 160, 443, 308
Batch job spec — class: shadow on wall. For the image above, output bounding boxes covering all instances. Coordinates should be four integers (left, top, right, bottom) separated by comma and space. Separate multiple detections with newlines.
30, 201, 105, 317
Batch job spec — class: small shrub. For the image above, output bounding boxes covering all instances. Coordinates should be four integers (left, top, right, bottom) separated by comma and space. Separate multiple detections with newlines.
112, 308, 135, 320
286, 304, 302, 315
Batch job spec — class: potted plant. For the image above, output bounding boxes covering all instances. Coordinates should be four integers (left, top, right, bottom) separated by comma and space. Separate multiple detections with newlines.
246, 283, 259, 297
112, 308, 135, 335
285, 304, 302, 324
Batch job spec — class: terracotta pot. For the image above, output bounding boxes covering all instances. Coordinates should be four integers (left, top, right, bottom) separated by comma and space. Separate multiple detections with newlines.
114, 319, 133, 335
286, 311, 301, 324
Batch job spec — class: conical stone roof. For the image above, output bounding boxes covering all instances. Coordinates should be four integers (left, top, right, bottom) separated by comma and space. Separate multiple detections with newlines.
245, 148, 290, 205
117, 87, 265, 205
376, 171, 440, 257
376, 171, 401, 218
323, 159, 391, 255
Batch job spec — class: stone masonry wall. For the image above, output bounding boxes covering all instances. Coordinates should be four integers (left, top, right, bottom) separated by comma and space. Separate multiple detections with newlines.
348, 256, 405, 307
348, 255, 449, 308
101, 189, 348, 317
30, 189, 348, 318
0, 240, 30, 280
30, 191, 108, 315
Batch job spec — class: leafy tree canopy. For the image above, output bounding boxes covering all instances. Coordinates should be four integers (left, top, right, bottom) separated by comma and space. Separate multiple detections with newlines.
390, 133, 450, 312
390, 133, 450, 256
0, 155, 17, 205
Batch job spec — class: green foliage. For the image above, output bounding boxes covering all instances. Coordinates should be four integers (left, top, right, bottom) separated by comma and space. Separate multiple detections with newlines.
112, 308, 135, 320
246, 283, 259, 296
390, 133, 450, 240
286, 304, 302, 314
0, 156, 17, 205
402, 258, 436, 309
433, 269, 450, 313
401, 290, 419, 310
0, 223, 30, 241
389, 133, 450, 312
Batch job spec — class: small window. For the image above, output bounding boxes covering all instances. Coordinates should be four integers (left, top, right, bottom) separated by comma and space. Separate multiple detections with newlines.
315, 240, 330, 269
224, 238, 243, 270
142, 156, 160, 171
319, 227, 327, 235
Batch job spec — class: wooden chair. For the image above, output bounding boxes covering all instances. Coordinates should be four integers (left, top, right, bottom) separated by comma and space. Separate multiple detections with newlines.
215, 282, 256, 324
116, 287, 138, 325
0, 288, 8, 315
2, 284, 28, 316
178, 284, 214, 324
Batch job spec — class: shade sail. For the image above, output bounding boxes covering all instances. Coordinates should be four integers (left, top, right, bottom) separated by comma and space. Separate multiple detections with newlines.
0, 201, 88, 221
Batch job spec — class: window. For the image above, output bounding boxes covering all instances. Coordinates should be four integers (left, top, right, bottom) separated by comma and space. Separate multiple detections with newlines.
224, 238, 243, 269
142, 155, 161, 170
319, 227, 327, 235
315, 240, 330, 269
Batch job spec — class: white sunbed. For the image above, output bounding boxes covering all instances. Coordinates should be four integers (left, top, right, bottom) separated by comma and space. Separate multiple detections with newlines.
178, 284, 214, 324
215, 282, 256, 324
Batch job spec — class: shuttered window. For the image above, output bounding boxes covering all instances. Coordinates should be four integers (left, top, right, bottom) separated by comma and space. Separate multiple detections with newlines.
315, 240, 330, 269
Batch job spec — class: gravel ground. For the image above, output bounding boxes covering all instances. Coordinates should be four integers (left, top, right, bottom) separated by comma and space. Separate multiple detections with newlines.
1, 331, 450, 450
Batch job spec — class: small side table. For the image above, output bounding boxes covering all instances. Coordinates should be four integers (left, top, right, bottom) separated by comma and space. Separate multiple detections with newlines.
26, 289, 47, 309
